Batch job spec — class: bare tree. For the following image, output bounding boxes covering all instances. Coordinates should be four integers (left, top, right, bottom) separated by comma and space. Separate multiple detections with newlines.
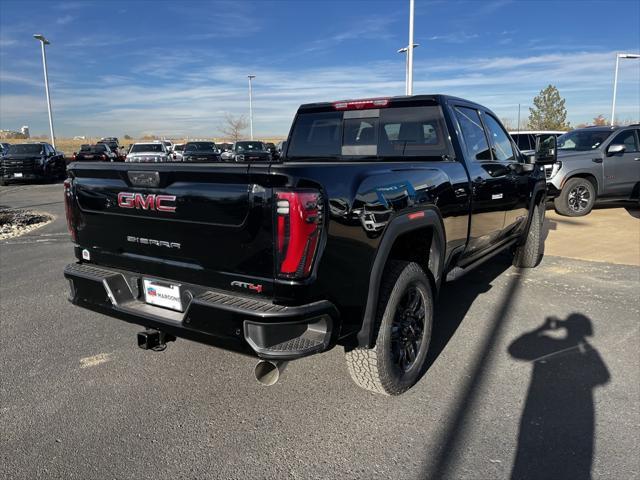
592, 114, 607, 126
219, 113, 248, 142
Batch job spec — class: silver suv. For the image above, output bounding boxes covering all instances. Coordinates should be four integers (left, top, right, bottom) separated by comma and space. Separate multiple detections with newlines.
547, 125, 640, 216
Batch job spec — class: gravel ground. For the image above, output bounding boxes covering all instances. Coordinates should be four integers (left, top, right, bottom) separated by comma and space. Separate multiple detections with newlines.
1, 183, 638, 480
0, 209, 53, 240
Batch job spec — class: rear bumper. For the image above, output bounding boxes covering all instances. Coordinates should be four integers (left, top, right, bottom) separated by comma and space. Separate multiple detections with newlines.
64, 263, 338, 360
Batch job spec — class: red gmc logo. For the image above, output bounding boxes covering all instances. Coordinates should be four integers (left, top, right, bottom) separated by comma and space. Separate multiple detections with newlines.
117, 192, 177, 212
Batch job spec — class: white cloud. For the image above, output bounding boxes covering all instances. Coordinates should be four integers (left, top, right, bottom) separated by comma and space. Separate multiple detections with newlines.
1, 50, 638, 137
56, 14, 75, 25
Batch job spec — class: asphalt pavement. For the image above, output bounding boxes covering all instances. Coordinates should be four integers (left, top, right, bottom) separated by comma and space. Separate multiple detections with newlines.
1, 183, 639, 480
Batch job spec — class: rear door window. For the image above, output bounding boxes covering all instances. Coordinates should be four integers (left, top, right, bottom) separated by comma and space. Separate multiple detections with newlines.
454, 107, 492, 161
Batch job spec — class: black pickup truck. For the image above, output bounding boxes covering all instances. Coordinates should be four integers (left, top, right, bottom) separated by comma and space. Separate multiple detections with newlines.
63, 95, 557, 395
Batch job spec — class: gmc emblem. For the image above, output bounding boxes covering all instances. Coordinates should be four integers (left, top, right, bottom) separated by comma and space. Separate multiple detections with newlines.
117, 192, 177, 212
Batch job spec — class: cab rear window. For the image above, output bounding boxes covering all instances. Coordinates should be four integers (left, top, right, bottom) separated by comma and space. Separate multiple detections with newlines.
287, 106, 451, 160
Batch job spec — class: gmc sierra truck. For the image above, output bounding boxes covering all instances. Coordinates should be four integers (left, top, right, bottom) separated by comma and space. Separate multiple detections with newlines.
63, 95, 556, 395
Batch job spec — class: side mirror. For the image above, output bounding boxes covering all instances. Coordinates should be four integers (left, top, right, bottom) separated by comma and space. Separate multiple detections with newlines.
607, 144, 626, 156
534, 134, 557, 164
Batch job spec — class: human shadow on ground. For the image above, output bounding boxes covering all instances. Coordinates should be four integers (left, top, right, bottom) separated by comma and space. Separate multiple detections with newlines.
508, 314, 610, 480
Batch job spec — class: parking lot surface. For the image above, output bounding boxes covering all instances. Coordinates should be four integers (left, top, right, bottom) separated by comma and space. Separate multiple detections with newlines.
1, 183, 639, 480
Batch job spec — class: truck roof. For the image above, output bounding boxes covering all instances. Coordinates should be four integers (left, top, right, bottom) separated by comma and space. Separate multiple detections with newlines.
297, 94, 483, 113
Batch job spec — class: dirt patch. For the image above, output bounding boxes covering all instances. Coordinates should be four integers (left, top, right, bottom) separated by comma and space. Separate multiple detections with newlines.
0, 209, 53, 240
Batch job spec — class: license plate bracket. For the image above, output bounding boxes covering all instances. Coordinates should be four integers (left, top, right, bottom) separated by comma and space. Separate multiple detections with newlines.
143, 279, 183, 312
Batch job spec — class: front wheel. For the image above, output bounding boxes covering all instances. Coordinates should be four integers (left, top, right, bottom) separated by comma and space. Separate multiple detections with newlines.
345, 261, 433, 395
554, 177, 596, 216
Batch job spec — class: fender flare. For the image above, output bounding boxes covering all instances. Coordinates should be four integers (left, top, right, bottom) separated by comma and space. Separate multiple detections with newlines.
356, 207, 446, 348
522, 180, 547, 237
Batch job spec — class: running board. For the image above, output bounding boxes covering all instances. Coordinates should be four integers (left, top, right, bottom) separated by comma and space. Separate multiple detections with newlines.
445, 238, 517, 282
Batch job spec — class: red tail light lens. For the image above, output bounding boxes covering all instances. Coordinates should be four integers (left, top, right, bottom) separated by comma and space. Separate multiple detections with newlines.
275, 189, 323, 279
63, 179, 77, 242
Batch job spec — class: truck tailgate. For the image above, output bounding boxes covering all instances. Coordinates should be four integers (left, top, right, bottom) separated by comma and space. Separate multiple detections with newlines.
69, 162, 274, 294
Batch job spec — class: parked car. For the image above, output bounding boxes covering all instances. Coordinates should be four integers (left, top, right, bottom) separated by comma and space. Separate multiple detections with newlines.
220, 141, 271, 162
546, 125, 640, 216
73, 144, 118, 162
264, 142, 279, 159
63, 94, 554, 395
182, 141, 220, 162
97, 137, 119, 152
172, 143, 185, 161
0, 142, 10, 157
1, 142, 66, 185
161, 140, 174, 153
125, 142, 171, 163
218, 142, 234, 152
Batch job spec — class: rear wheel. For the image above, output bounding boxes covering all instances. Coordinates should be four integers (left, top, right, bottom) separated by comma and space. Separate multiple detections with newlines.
554, 177, 596, 216
513, 204, 543, 268
345, 261, 433, 395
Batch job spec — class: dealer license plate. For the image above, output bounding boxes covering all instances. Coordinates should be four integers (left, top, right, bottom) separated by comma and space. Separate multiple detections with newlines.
14, 173, 23, 178
143, 279, 183, 312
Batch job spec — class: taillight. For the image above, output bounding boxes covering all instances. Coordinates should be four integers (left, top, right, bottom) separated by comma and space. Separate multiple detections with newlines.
275, 189, 323, 279
63, 179, 77, 242
333, 97, 390, 110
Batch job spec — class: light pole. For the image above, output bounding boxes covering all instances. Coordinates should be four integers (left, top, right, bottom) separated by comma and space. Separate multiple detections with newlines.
33, 34, 55, 148
611, 52, 640, 126
407, 0, 415, 95
398, 44, 419, 95
247, 74, 256, 140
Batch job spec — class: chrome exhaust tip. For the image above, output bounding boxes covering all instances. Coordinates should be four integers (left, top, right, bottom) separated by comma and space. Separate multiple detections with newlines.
254, 360, 287, 386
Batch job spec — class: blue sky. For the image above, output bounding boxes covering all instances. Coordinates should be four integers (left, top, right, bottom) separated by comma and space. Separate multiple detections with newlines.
1, 0, 639, 137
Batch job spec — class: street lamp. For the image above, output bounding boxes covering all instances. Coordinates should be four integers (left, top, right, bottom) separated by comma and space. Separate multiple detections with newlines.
407, 0, 415, 95
247, 74, 256, 140
611, 52, 640, 126
398, 44, 420, 95
33, 34, 55, 148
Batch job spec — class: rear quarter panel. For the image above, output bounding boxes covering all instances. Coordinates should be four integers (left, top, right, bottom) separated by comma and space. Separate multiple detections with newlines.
264, 160, 470, 338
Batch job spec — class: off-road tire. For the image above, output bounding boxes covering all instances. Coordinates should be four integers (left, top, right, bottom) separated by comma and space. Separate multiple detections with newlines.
554, 177, 596, 217
513, 204, 543, 268
345, 260, 433, 395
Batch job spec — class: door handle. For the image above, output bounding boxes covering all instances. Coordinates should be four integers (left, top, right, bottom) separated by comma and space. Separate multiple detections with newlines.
592, 158, 603, 163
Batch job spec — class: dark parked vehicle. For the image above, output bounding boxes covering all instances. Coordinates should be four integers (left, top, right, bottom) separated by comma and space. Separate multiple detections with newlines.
63, 95, 554, 395
546, 125, 640, 216
1, 142, 66, 185
0, 142, 10, 156
264, 142, 279, 159
74, 144, 118, 162
220, 141, 271, 162
182, 141, 221, 162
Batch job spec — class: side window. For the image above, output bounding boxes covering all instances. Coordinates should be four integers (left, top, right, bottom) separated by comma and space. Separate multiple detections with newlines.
454, 107, 492, 161
483, 114, 515, 162
611, 130, 638, 153
378, 106, 451, 158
